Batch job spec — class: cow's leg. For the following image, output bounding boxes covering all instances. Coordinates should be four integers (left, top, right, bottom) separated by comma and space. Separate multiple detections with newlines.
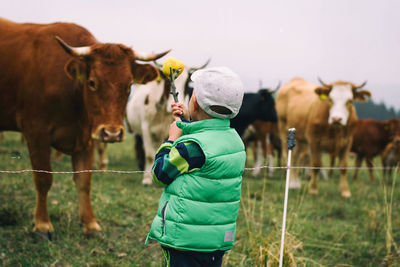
141, 122, 156, 185
252, 139, 264, 177
134, 134, 145, 171
382, 156, 388, 178
309, 144, 322, 195
142, 153, 154, 185
266, 133, 275, 178
260, 132, 268, 177
366, 157, 375, 183
278, 122, 288, 166
26, 137, 54, 234
250, 141, 257, 165
318, 153, 330, 181
338, 148, 351, 198
326, 154, 335, 179
71, 146, 101, 234
97, 142, 108, 170
276, 141, 282, 167
352, 155, 363, 181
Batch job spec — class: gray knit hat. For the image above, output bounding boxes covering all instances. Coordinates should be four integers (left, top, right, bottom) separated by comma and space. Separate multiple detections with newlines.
190, 66, 244, 119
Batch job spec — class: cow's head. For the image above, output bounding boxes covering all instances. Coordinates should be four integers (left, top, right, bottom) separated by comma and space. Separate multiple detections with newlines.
315, 78, 371, 126
388, 118, 400, 140
256, 82, 281, 122
56, 36, 169, 142
153, 59, 211, 105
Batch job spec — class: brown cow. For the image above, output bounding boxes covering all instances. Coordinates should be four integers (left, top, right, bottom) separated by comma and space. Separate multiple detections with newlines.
276, 78, 370, 198
388, 118, 400, 136
351, 119, 396, 182
381, 136, 400, 177
0, 18, 168, 236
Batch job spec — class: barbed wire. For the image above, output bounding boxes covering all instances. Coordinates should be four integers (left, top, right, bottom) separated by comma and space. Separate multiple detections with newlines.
0, 165, 392, 175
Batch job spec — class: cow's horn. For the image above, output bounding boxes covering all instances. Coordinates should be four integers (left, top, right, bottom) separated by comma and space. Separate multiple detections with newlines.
268, 81, 281, 94
318, 77, 330, 87
353, 80, 367, 90
55, 36, 91, 56
189, 58, 211, 72
275, 81, 281, 91
134, 49, 171, 61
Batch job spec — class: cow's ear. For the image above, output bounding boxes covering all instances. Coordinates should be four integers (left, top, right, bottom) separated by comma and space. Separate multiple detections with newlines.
131, 63, 159, 84
315, 87, 330, 100
64, 58, 86, 81
354, 90, 371, 102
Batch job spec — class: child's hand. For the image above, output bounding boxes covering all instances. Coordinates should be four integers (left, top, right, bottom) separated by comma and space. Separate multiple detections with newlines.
171, 103, 188, 120
168, 118, 182, 141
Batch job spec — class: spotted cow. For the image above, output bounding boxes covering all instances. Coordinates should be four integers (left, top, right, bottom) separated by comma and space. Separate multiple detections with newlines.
126, 60, 210, 184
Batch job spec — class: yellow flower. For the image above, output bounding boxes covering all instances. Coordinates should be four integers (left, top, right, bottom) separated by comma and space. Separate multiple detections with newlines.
162, 57, 184, 79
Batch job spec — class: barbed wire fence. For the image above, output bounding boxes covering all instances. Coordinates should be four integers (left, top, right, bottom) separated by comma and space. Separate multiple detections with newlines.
0, 165, 392, 175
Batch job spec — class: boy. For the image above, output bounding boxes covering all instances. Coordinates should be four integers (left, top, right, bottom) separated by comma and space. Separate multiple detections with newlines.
146, 66, 246, 267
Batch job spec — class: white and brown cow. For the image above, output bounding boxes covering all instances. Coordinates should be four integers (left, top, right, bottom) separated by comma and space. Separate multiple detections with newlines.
276, 77, 371, 197
126, 60, 210, 185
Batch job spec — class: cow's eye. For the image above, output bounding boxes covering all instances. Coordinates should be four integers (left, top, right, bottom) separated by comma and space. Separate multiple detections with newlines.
347, 99, 353, 105
88, 80, 96, 91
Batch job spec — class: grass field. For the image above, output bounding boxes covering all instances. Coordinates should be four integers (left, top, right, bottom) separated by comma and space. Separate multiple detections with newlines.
0, 131, 399, 266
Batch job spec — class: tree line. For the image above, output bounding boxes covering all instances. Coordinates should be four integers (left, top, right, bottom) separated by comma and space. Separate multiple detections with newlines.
355, 99, 400, 120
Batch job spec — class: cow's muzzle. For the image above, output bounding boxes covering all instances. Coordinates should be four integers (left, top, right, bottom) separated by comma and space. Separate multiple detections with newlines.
92, 125, 124, 143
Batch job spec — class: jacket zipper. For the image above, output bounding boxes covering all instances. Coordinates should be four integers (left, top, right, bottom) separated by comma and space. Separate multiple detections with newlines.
161, 201, 169, 236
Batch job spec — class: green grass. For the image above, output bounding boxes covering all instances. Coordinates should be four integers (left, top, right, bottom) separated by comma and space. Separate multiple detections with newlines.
0, 132, 399, 266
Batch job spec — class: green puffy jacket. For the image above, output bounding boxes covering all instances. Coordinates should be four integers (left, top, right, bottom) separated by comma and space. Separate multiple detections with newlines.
146, 118, 246, 252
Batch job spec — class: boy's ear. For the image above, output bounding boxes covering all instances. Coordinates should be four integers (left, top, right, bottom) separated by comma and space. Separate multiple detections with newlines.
192, 95, 200, 111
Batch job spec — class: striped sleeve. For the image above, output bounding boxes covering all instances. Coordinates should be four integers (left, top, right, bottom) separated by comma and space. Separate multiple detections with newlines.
151, 140, 205, 185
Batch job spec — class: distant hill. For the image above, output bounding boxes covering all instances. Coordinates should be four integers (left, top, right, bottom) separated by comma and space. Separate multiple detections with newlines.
354, 99, 400, 120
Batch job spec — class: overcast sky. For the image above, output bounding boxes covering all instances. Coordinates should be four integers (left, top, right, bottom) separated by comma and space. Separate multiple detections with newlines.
3, 0, 400, 110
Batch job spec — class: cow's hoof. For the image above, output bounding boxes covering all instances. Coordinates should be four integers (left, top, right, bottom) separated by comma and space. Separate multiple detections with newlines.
142, 177, 153, 185
309, 188, 318, 195
33, 230, 54, 241
83, 221, 101, 234
33, 221, 54, 233
341, 191, 351, 198
289, 180, 301, 189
